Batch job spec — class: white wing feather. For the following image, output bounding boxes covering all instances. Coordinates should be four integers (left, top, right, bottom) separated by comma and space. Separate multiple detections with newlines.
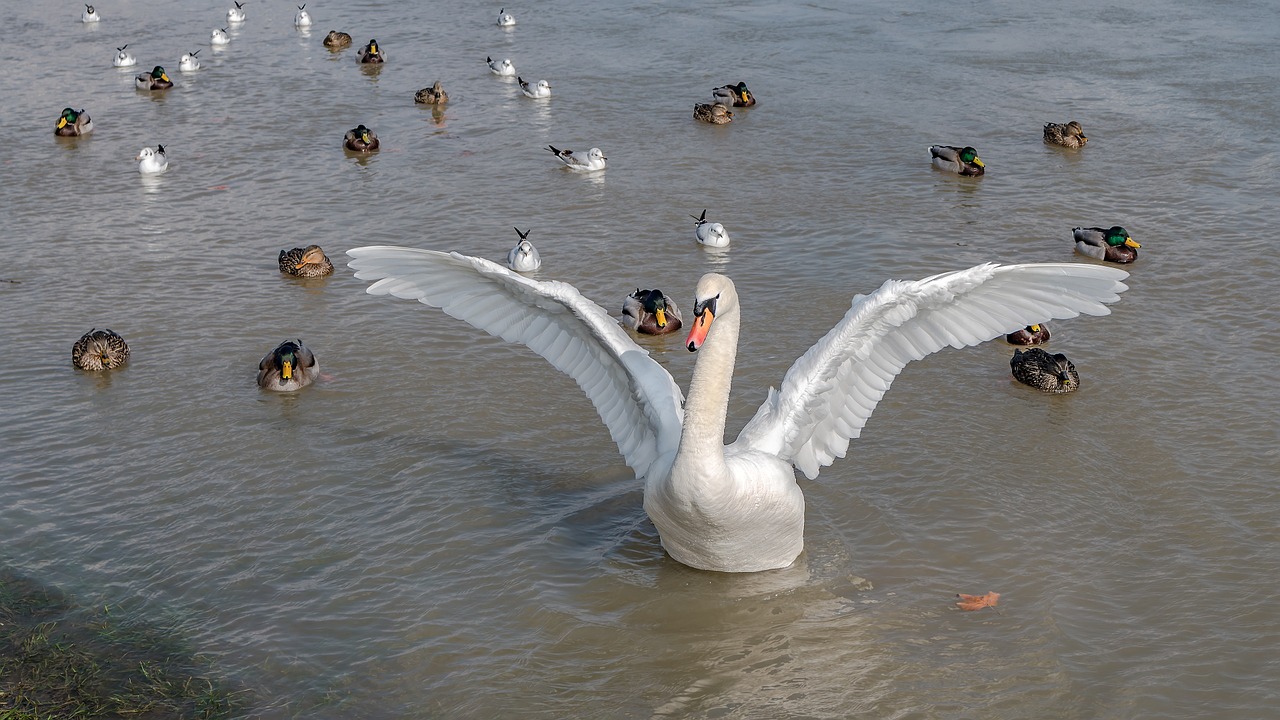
347, 246, 685, 480
733, 263, 1129, 479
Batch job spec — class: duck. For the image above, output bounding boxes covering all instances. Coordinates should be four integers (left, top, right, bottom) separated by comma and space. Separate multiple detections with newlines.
1011, 348, 1079, 393
1044, 120, 1087, 148
1073, 226, 1140, 264
135, 65, 173, 90
211, 28, 231, 46
546, 145, 606, 171
54, 107, 93, 137
279, 245, 334, 277
623, 289, 683, 335
414, 81, 448, 105
346, 248, 1128, 572
113, 45, 137, 67
507, 228, 541, 272
694, 103, 733, 124
323, 30, 352, 48
343, 124, 379, 152
711, 81, 756, 107
257, 340, 318, 391
487, 56, 515, 76
82, 4, 100, 22
294, 4, 311, 27
136, 145, 168, 174
358, 39, 384, 63
519, 77, 551, 98
929, 145, 985, 175
1005, 323, 1050, 346
498, 8, 515, 26
227, 1, 246, 24
692, 209, 730, 248
72, 329, 129, 371
179, 50, 201, 72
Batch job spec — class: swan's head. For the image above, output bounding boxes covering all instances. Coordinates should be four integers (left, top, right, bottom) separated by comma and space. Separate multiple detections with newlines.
686, 274, 735, 352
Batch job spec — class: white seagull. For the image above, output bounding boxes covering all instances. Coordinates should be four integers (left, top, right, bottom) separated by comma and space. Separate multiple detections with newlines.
82, 4, 100, 22
347, 248, 1128, 572
519, 77, 551, 98
506, 228, 541, 272
179, 50, 201, 72
227, 1, 246, 24
295, 4, 311, 27
136, 145, 168, 174
497, 8, 515, 26
113, 45, 136, 67
546, 145, 606, 172
211, 28, 231, 45
692, 209, 730, 248
487, 56, 515, 76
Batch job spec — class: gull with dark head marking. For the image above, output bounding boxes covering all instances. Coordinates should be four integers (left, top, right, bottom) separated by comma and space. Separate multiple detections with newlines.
546, 145, 605, 171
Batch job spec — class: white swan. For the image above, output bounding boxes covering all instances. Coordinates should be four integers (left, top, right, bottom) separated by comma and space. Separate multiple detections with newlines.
348, 247, 1128, 573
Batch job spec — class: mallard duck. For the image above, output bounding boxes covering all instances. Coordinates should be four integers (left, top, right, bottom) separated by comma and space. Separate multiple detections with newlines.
1011, 348, 1079, 393
343, 125, 379, 152
211, 27, 231, 45
135, 65, 173, 90
519, 77, 551, 98
82, 4, 100, 22
1073, 226, 1139, 264
694, 102, 733, 124
257, 340, 318, 391
72, 329, 129, 370
692, 209, 730, 247
179, 50, 201, 72
358, 39, 384, 63
930, 145, 985, 175
623, 289, 683, 335
113, 45, 137, 67
487, 56, 515, 76
546, 145, 606, 171
1005, 323, 1050, 345
136, 145, 167, 174
507, 228, 541, 272
414, 81, 448, 105
294, 4, 311, 27
498, 8, 515, 26
54, 107, 93, 137
1044, 120, 1087, 148
711, 81, 756, 107
323, 30, 352, 48
227, 1, 246, 24
279, 245, 334, 277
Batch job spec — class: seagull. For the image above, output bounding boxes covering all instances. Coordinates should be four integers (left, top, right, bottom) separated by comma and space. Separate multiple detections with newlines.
211, 28, 231, 45
113, 45, 137, 67
546, 145, 606, 172
179, 50, 201, 72
487, 56, 515, 76
346, 248, 1128, 572
506, 228, 541, 272
82, 4, 100, 22
692, 210, 730, 248
497, 8, 515, 26
519, 77, 551, 98
294, 4, 311, 27
137, 145, 168, 174
227, 1, 246, 24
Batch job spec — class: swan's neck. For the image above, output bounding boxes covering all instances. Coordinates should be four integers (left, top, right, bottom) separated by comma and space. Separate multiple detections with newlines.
676, 305, 739, 472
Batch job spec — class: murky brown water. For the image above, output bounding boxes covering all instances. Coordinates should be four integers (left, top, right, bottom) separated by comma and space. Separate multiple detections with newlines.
3, 0, 1277, 717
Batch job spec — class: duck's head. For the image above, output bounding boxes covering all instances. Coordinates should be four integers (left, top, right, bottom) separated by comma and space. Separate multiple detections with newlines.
57, 107, 79, 129
367, 39, 379, 54
1049, 353, 1075, 383
274, 341, 302, 380
298, 245, 328, 268
734, 81, 752, 103
640, 289, 673, 329
150, 66, 170, 81
354, 125, 373, 143
686, 274, 736, 351
1066, 120, 1087, 141
1105, 226, 1139, 249
959, 146, 984, 168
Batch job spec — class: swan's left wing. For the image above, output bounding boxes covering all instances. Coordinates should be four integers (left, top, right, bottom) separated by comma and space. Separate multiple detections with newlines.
732, 262, 1128, 479
348, 246, 685, 481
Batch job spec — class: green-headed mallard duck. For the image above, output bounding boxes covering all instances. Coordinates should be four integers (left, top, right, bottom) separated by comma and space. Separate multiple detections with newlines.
135, 66, 173, 91
694, 102, 733, 125
712, 81, 756, 107
930, 145, 985, 175
1005, 323, 1051, 346
279, 245, 334, 277
414, 81, 448, 105
258, 340, 318, 391
1011, 348, 1079, 393
73, 328, 129, 370
623, 288, 683, 335
55, 107, 93, 136
1073, 226, 1139, 264
358, 39, 384, 63
1044, 120, 1087, 148
323, 30, 352, 48
344, 124, 379, 152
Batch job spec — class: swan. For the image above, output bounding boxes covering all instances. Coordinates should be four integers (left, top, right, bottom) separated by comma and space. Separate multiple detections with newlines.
347, 247, 1128, 572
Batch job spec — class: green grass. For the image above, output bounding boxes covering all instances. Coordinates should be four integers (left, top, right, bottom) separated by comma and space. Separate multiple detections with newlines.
0, 568, 249, 719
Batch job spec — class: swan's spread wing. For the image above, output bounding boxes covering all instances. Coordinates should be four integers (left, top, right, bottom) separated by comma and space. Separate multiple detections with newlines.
348, 246, 685, 480
733, 262, 1128, 479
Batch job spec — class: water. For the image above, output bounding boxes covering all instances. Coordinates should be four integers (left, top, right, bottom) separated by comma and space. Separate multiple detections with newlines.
2, 0, 1278, 717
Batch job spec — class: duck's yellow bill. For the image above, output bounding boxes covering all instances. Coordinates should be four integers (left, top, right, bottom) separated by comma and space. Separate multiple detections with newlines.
655, 308, 667, 328
57, 118, 67, 129
282, 360, 293, 380
1125, 238, 1141, 248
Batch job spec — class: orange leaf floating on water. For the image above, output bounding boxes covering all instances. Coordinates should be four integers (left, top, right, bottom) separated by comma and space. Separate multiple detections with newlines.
955, 591, 1000, 611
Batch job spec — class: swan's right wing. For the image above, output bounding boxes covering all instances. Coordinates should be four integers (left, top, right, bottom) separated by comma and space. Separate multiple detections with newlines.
348, 247, 685, 481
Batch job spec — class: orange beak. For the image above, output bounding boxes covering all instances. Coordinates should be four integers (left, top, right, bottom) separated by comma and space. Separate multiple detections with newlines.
685, 308, 714, 351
